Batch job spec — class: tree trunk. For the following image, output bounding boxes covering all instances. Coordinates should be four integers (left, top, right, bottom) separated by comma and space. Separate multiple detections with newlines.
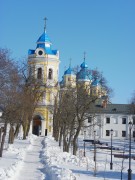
8, 125, 15, 144
72, 125, 81, 155
22, 123, 27, 140
52, 115, 56, 138
73, 138, 78, 155
26, 120, 31, 136
53, 116, 60, 141
59, 126, 63, 147
67, 132, 73, 153
0, 123, 7, 157
14, 123, 20, 137
0, 128, 1, 145
62, 124, 67, 152
63, 138, 68, 152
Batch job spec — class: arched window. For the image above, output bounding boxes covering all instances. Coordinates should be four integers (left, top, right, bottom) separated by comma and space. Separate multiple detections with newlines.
48, 68, 53, 80
37, 68, 42, 79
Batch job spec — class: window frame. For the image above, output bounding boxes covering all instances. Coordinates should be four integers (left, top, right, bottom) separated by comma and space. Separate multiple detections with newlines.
122, 118, 126, 124
122, 131, 126, 137
48, 68, 53, 80
37, 67, 42, 79
106, 117, 110, 124
106, 130, 110, 136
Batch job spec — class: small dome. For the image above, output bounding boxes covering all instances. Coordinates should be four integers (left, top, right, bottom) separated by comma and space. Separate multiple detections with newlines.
77, 69, 92, 81
37, 32, 51, 44
77, 60, 92, 81
64, 67, 74, 75
80, 61, 88, 68
28, 29, 58, 56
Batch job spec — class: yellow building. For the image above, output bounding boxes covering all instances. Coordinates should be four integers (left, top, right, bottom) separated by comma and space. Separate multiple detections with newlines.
28, 21, 60, 136
28, 20, 107, 136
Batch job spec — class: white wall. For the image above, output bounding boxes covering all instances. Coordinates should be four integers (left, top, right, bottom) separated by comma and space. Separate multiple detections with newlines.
84, 114, 134, 140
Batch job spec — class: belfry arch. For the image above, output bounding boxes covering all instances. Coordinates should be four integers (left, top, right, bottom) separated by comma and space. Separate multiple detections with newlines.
32, 114, 45, 136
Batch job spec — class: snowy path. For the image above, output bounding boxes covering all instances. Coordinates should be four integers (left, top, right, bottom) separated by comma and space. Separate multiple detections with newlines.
12, 136, 46, 180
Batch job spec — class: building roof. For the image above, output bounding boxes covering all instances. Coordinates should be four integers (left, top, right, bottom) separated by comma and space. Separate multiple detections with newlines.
28, 31, 58, 55
37, 32, 51, 44
80, 61, 88, 68
77, 61, 92, 81
91, 77, 101, 87
88, 103, 133, 115
64, 66, 74, 75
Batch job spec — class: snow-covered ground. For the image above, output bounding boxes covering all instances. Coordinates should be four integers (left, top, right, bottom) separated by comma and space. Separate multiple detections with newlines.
0, 133, 135, 180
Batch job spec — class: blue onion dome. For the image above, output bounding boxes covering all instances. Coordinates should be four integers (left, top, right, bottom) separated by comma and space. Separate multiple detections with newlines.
32, 31, 58, 55
91, 77, 101, 86
77, 69, 92, 81
77, 61, 92, 81
36, 32, 51, 44
80, 61, 88, 68
64, 66, 74, 75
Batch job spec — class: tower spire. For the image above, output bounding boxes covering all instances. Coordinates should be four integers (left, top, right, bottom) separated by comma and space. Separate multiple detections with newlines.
84, 51, 86, 62
69, 58, 72, 68
43, 17, 48, 32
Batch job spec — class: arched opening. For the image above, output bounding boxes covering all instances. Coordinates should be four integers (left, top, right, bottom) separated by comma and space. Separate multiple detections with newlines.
37, 68, 42, 79
32, 115, 42, 136
48, 68, 53, 79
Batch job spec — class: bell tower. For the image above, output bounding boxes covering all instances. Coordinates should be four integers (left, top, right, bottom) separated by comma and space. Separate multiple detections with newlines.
28, 18, 60, 136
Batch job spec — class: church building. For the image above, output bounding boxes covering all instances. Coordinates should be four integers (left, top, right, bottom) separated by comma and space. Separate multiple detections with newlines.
28, 19, 60, 136
27, 20, 135, 140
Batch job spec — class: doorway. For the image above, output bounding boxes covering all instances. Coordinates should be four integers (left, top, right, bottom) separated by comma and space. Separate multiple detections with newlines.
32, 115, 42, 136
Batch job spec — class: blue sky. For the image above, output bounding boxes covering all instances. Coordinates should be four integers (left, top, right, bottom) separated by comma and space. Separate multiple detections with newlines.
1, 0, 135, 104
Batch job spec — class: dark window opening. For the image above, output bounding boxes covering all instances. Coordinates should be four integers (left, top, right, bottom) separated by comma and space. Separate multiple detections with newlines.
133, 131, 135, 137
106, 130, 110, 136
38, 50, 43, 55
37, 68, 42, 79
122, 118, 126, 124
122, 131, 126, 137
48, 68, 53, 80
88, 117, 92, 123
106, 117, 110, 124
68, 77, 71, 81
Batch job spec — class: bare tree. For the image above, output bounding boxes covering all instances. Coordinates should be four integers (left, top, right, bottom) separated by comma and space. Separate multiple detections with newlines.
0, 48, 22, 156
53, 65, 112, 155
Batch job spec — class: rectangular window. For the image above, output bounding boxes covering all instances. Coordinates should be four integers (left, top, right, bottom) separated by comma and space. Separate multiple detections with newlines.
133, 119, 135, 125
68, 77, 71, 81
106, 117, 110, 124
122, 131, 126, 137
122, 118, 126, 124
106, 130, 110, 136
133, 131, 135, 138
88, 117, 92, 123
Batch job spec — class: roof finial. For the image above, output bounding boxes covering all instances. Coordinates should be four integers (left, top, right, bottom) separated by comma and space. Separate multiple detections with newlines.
43, 17, 48, 32
64, 66, 67, 71
69, 58, 72, 68
84, 51, 86, 62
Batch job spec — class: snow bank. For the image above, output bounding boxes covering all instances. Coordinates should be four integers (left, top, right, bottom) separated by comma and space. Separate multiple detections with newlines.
42, 136, 76, 180
0, 134, 37, 180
